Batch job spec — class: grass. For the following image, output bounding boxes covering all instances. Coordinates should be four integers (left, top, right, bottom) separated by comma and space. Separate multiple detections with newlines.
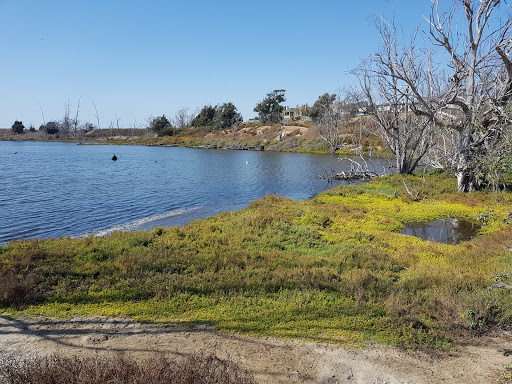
1, 174, 512, 349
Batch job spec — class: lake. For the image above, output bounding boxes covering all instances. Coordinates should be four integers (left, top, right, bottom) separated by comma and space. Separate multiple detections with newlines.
0, 141, 389, 245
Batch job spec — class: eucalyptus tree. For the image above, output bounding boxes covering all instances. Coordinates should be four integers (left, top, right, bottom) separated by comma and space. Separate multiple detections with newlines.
191, 105, 217, 127
191, 103, 242, 130
254, 89, 286, 140
150, 115, 172, 133
310, 93, 336, 123
254, 90, 286, 124
215, 102, 243, 129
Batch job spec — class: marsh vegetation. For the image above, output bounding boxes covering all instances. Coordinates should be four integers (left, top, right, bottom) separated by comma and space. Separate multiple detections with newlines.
1, 174, 512, 349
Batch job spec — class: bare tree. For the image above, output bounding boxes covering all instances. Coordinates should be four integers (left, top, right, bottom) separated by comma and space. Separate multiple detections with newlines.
353, 17, 436, 174
72, 98, 81, 139
115, 115, 121, 136
356, 1, 512, 190
91, 100, 101, 130
422, 0, 512, 191
144, 116, 155, 138
173, 106, 192, 129
37, 101, 46, 126
315, 92, 350, 153
60, 100, 72, 138
130, 117, 139, 137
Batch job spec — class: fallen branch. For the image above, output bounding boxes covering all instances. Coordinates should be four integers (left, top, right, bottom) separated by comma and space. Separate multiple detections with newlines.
318, 170, 379, 181
489, 282, 512, 291
317, 156, 380, 182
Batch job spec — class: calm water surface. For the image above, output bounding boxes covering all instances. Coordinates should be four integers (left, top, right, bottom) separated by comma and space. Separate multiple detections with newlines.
0, 141, 387, 245
400, 218, 481, 245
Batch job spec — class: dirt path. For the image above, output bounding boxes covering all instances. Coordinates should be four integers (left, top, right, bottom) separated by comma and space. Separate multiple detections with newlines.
0, 315, 510, 383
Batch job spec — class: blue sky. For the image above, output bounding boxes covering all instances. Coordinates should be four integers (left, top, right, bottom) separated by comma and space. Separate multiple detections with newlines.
0, 0, 434, 128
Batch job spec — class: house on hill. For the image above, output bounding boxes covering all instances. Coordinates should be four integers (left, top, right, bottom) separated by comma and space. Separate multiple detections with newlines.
283, 105, 311, 121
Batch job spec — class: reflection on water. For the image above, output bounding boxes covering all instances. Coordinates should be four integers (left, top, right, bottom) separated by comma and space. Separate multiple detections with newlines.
400, 218, 481, 245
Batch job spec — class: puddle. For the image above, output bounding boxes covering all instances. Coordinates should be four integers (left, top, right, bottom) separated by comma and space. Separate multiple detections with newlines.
400, 218, 481, 245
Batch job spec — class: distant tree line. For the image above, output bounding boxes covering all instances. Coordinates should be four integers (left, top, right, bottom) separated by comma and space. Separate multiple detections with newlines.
191, 103, 243, 130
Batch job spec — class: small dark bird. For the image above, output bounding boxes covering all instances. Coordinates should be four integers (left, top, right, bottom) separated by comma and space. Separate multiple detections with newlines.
14, 152, 17, 154
112, 154, 117, 161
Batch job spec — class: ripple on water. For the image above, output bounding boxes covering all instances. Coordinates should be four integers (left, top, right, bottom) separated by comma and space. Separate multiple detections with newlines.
0, 142, 390, 245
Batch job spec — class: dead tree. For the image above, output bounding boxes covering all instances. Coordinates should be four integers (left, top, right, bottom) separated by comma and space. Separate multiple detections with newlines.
115, 115, 121, 136
173, 106, 192, 129
316, 92, 349, 153
423, 0, 512, 191
352, 17, 435, 174
356, 1, 512, 191
72, 98, 81, 139
130, 118, 139, 137
92, 100, 101, 130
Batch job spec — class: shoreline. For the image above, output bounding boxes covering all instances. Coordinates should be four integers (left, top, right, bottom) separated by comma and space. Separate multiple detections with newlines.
1, 141, 385, 246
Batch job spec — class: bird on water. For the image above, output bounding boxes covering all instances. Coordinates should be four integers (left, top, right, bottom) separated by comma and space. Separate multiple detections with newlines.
112, 154, 117, 161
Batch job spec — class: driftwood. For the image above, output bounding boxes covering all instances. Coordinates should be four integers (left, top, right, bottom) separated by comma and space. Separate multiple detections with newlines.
318, 170, 379, 182
489, 282, 512, 291
318, 155, 380, 183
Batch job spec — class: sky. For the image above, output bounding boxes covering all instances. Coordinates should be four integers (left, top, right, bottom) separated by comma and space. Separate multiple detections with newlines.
0, 0, 436, 129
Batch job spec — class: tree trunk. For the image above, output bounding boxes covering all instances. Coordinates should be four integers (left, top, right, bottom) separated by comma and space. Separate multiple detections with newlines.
456, 155, 476, 192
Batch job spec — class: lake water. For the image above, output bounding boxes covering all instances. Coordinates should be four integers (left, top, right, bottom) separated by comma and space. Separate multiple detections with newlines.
0, 141, 388, 245
400, 218, 481, 245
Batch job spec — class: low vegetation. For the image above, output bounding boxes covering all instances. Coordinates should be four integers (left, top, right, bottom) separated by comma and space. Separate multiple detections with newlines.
1, 174, 512, 349
151, 119, 385, 155
0, 354, 255, 384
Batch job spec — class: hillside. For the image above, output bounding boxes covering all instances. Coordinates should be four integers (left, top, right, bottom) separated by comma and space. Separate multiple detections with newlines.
0, 118, 384, 155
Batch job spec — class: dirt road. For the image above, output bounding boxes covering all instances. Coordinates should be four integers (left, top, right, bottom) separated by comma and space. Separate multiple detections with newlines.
0, 315, 510, 383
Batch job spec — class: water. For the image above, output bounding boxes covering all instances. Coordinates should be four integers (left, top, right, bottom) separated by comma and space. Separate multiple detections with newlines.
0, 141, 388, 245
400, 218, 481, 245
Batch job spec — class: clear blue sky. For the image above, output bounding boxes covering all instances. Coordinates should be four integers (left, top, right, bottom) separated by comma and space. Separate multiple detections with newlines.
0, 0, 434, 129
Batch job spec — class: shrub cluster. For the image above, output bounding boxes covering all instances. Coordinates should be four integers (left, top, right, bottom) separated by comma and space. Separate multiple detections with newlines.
0, 354, 255, 384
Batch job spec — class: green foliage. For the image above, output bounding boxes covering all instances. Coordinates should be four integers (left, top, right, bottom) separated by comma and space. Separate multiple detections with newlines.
11, 120, 24, 134
253, 90, 286, 123
310, 93, 336, 123
191, 103, 243, 130
215, 102, 243, 129
40, 121, 60, 135
150, 115, 172, 133
157, 126, 180, 137
498, 364, 512, 383
474, 209, 498, 226
83, 122, 95, 132
192, 105, 217, 127
2, 175, 512, 348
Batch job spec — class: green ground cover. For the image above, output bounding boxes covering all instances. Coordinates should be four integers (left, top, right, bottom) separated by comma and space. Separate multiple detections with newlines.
1, 174, 512, 348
